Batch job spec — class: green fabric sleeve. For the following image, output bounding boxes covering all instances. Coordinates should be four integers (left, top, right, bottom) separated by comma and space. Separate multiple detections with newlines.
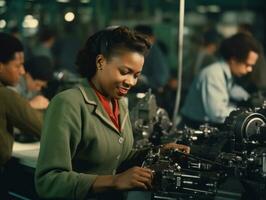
35, 93, 97, 200
5, 88, 43, 137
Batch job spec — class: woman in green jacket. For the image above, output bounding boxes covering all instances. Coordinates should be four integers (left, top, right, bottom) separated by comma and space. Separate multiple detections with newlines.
35, 26, 189, 200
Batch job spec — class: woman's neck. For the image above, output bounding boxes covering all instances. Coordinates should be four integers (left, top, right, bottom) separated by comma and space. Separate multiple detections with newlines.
89, 79, 111, 101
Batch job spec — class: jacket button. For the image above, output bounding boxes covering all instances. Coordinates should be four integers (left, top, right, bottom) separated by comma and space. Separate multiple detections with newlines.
118, 137, 124, 144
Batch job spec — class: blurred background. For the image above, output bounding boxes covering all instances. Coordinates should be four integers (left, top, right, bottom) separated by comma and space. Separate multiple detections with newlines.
0, 0, 265, 71
1, 0, 266, 116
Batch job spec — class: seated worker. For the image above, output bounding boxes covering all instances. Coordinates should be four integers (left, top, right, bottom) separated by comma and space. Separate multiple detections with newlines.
180, 33, 260, 129
14, 55, 53, 110
35, 26, 189, 200
0, 33, 43, 196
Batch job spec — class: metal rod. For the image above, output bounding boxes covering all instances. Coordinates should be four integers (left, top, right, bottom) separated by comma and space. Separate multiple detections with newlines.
172, 0, 185, 128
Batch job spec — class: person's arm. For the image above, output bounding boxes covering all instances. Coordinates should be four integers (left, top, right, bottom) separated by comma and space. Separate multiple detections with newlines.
94, 143, 190, 192
35, 93, 96, 200
35, 92, 154, 199
5, 89, 42, 137
201, 74, 235, 123
229, 84, 250, 101
92, 166, 153, 192
118, 143, 190, 173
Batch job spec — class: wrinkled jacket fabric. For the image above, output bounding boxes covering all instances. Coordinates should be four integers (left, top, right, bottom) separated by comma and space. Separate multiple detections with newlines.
0, 81, 42, 166
35, 80, 145, 200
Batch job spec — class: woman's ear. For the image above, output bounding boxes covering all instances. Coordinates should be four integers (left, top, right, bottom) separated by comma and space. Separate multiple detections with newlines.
96, 54, 106, 70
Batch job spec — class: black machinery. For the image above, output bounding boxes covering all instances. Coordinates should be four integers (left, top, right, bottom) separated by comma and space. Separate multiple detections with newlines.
130, 91, 266, 199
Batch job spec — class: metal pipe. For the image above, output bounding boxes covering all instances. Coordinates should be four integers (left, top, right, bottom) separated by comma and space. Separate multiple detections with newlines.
172, 0, 185, 128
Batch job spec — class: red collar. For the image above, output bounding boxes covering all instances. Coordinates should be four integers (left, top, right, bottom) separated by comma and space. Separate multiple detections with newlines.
89, 81, 120, 131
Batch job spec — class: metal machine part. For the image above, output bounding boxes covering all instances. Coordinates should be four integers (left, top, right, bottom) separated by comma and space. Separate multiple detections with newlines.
223, 104, 266, 157
224, 109, 266, 144
130, 90, 175, 148
142, 148, 222, 199
130, 91, 266, 199
176, 124, 220, 145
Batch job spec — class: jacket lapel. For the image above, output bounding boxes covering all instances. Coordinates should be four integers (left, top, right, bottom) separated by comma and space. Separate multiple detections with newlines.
118, 98, 129, 132
78, 80, 125, 134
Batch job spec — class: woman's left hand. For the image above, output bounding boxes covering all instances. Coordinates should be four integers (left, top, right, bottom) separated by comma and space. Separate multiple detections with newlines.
162, 143, 190, 154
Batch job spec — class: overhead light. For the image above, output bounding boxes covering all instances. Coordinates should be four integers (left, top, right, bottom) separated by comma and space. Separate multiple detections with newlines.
0, 0, 6, 7
64, 12, 75, 22
56, 0, 70, 3
0, 19, 6, 28
23, 15, 39, 28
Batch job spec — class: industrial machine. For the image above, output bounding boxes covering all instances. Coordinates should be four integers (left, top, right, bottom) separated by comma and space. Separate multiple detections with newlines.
130, 91, 266, 199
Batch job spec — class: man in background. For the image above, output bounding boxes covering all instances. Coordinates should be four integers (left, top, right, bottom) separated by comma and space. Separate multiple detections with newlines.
180, 33, 260, 128
0, 32, 43, 197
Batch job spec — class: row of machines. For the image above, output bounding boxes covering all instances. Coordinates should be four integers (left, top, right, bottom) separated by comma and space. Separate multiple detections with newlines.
129, 90, 266, 200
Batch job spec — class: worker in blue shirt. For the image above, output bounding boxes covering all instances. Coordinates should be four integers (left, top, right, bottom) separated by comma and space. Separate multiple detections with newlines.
180, 33, 260, 129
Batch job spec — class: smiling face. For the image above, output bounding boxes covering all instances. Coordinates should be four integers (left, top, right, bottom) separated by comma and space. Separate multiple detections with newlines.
229, 50, 258, 77
91, 51, 144, 99
0, 52, 25, 86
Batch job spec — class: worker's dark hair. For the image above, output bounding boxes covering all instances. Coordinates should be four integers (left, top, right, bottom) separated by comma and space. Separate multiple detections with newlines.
76, 26, 151, 79
25, 56, 53, 81
219, 33, 260, 62
0, 32, 23, 63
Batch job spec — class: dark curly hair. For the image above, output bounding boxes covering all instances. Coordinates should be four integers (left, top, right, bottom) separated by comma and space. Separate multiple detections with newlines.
75, 26, 151, 79
219, 33, 260, 63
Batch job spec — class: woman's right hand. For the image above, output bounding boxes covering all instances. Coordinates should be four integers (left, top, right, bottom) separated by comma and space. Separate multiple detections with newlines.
113, 166, 153, 190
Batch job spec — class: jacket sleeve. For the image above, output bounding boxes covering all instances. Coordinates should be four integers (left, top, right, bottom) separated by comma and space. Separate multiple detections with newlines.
35, 93, 97, 200
118, 141, 150, 172
5, 89, 42, 137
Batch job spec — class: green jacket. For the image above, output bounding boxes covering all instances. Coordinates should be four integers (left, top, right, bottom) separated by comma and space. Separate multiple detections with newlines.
0, 81, 42, 166
35, 80, 144, 200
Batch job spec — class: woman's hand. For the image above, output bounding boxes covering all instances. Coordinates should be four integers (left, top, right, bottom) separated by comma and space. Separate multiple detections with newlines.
113, 166, 153, 190
91, 167, 153, 193
162, 143, 190, 154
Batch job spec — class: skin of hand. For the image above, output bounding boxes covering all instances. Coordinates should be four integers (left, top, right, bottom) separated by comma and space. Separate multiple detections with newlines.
91, 144, 189, 193
91, 166, 153, 193
29, 95, 49, 110
112, 143, 189, 191
112, 166, 153, 190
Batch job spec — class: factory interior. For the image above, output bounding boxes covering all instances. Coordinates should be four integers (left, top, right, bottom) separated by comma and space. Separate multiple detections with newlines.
1, 0, 266, 199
